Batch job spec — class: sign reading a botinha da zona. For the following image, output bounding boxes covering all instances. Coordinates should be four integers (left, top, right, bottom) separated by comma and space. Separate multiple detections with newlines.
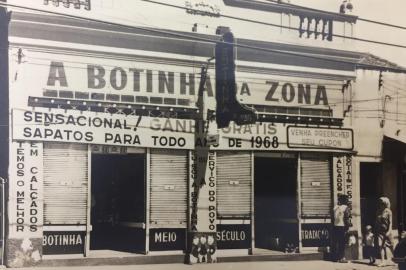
13, 49, 342, 110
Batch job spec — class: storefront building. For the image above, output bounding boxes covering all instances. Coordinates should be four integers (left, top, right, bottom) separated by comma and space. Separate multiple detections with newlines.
1, 0, 405, 267
353, 69, 406, 246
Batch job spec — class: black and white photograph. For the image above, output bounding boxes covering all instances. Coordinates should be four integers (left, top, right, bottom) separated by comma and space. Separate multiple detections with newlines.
0, 0, 405, 270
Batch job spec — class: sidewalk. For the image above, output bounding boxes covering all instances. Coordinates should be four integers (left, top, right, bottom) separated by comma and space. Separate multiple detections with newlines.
7, 260, 399, 270
30, 249, 323, 267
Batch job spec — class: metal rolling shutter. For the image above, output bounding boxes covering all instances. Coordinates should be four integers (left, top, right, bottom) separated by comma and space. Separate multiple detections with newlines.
43, 143, 88, 225
217, 152, 252, 218
150, 149, 188, 226
300, 154, 332, 218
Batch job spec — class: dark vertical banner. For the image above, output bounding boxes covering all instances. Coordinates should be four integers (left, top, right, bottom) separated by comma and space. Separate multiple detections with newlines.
0, 5, 9, 265
0, 5, 9, 181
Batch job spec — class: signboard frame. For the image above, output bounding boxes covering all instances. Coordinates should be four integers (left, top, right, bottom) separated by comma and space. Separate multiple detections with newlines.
149, 228, 187, 251
301, 223, 331, 247
43, 231, 86, 255
287, 126, 354, 151
216, 224, 251, 249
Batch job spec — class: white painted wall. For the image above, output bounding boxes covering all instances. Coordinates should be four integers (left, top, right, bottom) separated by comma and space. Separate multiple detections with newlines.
350, 70, 406, 157
8, 0, 356, 51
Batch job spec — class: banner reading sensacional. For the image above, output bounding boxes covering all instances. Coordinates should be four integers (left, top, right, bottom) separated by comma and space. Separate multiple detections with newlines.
13, 108, 354, 152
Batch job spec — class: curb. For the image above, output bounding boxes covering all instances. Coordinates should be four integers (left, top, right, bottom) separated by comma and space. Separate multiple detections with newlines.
37, 252, 323, 267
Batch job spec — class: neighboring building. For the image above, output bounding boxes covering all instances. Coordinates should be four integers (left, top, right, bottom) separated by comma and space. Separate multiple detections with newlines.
353, 67, 406, 238
0, 0, 405, 267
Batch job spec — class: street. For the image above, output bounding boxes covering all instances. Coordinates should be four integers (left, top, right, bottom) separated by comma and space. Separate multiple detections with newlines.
9, 261, 399, 270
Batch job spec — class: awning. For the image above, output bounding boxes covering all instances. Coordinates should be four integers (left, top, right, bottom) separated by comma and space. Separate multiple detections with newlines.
384, 123, 406, 145
383, 123, 406, 161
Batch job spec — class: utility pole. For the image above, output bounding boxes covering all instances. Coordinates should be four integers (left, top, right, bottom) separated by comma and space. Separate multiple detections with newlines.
188, 59, 217, 264
188, 30, 258, 264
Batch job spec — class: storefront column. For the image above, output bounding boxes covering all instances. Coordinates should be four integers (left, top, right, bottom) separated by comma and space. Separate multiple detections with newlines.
352, 158, 362, 259
85, 145, 91, 257
145, 148, 151, 254
250, 151, 254, 254
6, 141, 43, 267
297, 154, 302, 252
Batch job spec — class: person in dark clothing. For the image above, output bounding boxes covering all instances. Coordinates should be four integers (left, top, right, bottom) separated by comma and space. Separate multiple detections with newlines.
339, 0, 347, 13
331, 194, 351, 263
363, 225, 376, 264
393, 231, 406, 270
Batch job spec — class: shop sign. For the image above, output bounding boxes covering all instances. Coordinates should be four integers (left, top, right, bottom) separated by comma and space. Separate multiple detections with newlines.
43, 231, 85, 255
216, 224, 251, 249
13, 109, 354, 152
189, 151, 216, 232
11, 51, 341, 110
287, 126, 353, 150
149, 228, 186, 251
9, 141, 43, 238
218, 124, 352, 152
301, 223, 331, 247
333, 155, 354, 227
12, 109, 195, 149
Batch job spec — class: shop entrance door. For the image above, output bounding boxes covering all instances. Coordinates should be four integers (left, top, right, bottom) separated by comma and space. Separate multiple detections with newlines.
90, 153, 145, 253
254, 157, 298, 251
401, 168, 406, 232
360, 162, 380, 231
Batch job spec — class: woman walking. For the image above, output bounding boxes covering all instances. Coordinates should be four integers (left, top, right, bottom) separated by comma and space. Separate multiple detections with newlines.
375, 197, 395, 267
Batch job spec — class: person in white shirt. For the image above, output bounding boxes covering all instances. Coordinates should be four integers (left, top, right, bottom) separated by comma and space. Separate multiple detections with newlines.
332, 194, 351, 263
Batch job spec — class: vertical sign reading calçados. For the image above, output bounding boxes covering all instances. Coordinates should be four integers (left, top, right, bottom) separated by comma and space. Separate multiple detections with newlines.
9, 141, 43, 238
333, 155, 353, 226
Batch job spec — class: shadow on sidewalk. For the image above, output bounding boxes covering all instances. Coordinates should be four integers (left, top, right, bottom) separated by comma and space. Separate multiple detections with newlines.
352, 260, 398, 268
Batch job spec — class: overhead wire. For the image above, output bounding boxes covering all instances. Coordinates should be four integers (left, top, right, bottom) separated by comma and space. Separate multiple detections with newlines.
3, 3, 406, 122
261, 0, 406, 30
12, 59, 347, 95
10, 56, 406, 109
139, 0, 406, 49
13, 53, 350, 87
1, 1, 406, 74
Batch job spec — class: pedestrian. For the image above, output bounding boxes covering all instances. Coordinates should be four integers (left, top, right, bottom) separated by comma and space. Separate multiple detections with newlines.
374, 196, 395, 267
332, 194, 351, 263
363, 225, 376, 264
393, 231, 406, 270
189, 236, 200, 263
207, 235, 217, 263
199, 236, 208, 263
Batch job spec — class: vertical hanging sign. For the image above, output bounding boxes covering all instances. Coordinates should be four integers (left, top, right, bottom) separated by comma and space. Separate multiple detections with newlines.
333, 155, 359, 260
333, 155, 353, 226
9, 141, 43, 238
189, 151, 217, 263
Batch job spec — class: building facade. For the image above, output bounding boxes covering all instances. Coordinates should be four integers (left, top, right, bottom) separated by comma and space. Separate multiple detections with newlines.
0, 0, 405, 267
353, 69, 406, 241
